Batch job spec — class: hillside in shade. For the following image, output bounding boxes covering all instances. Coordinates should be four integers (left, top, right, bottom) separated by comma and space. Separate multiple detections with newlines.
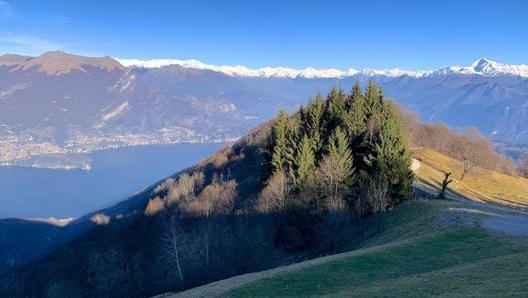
1, 82, 415, 298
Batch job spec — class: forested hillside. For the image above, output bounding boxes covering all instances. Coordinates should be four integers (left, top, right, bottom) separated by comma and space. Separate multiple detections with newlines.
0, 82, 414, 298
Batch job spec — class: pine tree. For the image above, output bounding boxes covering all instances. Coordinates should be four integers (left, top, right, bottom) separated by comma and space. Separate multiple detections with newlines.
364, 80, 383, 118
366, 101, 413, 203
271, 109, 290, 173
301, 93, 325, 158
327, 127, 354, 179
293, 135, 316, 188
314, 127, 356, 209
322, 86, 347, 142
363, 81, 384, 146
346, 81, 367, 136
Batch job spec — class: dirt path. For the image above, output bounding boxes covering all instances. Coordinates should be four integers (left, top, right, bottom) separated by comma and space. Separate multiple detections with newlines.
439, 192, 528, 239
482, 214, 528, 237
411, 161, 528, 238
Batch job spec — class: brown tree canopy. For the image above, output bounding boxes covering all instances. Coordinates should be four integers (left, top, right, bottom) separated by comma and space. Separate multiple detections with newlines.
398, 106, 517, 176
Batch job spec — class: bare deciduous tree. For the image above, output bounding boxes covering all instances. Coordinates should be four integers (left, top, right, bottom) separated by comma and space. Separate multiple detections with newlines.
161, 218, 186, 290
90, 213, 110, 225
314, 154, 352, 211
437, 172, 453, 200
258, 171, 289, 213
459, 129, 480, 181
367, 178, 390, 213
519, 152, 528, 177
167, 172, 204, 205
145, 196, 165, 216
495, 154, 516, 176
365, 117, 379, 145
180, 178, 237, 282
398, 108, 423, 147
184, 179, 237, 216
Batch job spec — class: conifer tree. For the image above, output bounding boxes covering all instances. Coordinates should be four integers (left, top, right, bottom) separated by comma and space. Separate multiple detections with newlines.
327, 127, 354, 179
293, 135, 316, 188
365, 101, 413, 203
301, 93, 325, 158
361, 81, 385, 166
364, 80, 383, 118
346, 81, 367, 136
271, 109, 290, 173
322, 86, 347, 141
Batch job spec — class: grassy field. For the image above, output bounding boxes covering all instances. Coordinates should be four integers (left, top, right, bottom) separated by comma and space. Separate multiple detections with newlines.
222, 228, 528, 298
161, 199, 528, 298
414, 148, 528, 207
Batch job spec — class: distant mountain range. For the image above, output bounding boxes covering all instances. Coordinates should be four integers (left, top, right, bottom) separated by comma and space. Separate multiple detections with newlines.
118, 57, 528, 79
1, 51, 527, 169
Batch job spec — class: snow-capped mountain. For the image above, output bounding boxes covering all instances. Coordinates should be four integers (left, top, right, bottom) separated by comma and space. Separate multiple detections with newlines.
1, 51, 528, 149
461, 58, 528, 77
115, 56, 528, 144
117, 57, 528, 79
116, 58, 355, 78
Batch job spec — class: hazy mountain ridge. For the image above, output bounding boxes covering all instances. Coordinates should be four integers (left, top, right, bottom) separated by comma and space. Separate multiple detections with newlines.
0, 53, 258, 169
1, 51, 527, 171
76, 55, 528, 145
0, 51, 123, 76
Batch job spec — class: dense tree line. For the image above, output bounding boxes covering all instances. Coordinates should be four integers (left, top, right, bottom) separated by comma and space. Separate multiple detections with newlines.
263, 81, 412, 215
0, 82, 414, 298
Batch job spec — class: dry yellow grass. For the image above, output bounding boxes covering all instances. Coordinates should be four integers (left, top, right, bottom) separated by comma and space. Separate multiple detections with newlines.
414, 148, 528, 207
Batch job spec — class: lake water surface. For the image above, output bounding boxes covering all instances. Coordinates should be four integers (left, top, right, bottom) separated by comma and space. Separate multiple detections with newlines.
0, 143, 220, 219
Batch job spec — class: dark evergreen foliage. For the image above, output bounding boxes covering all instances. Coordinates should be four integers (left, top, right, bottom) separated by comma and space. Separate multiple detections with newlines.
269, 81, 413, 210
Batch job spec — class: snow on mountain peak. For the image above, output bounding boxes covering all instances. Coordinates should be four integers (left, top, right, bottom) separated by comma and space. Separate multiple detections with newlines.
116, 58, 428, 79
468, 58, 499, 74
116, 57, 528, 79
471, 58, 495, 69
463, 58, 528, 77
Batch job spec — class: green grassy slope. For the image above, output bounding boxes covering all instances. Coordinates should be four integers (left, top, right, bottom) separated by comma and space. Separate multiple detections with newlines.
223, 228, 528, 298
161, 200, 528, 298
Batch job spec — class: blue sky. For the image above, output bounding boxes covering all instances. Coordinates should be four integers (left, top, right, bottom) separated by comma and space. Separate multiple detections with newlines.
0, 0, 526, 70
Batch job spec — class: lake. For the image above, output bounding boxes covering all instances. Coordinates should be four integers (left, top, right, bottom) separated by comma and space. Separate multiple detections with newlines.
0, 143, 221, 219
